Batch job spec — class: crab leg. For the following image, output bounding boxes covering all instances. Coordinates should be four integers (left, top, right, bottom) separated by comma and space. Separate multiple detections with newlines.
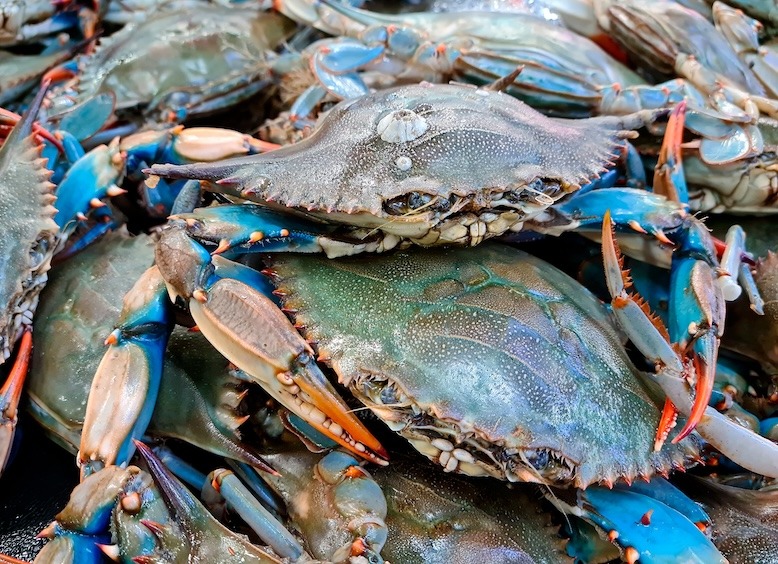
153, 445, 304, 561
155, 227, 388, 465
0, 331, 32, 476
550, 478, 725, 564
134, 441, 285, 563
78, 267, 172, 479
257, 448, 389, 563
601, 211, 778, 477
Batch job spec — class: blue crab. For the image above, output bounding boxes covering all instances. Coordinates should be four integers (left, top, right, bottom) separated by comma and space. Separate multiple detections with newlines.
142, 80, 765, 444
85, 232, 775, 487
0, 86, 59, 476
27, 230, 273, 471
274, 0, 772, 170
42, 3, 295, 141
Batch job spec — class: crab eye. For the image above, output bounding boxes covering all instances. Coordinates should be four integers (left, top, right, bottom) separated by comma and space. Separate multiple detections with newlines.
385, 192, 439, 215
525, 450, 550, 471
385, 193, 457, 216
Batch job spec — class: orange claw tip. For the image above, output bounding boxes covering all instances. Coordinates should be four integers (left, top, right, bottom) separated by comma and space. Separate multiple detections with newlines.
192, 289, 208, 303
624, 546, 640, 564
654, 399, 678, 452
132, 557, 156, 564
97, 543, 120, 561
652, 229, 674, 246
292, 373, 389, 464
672, 355, 714, 445
1, 330, 33, 417
627, 220, 647, 233
212, 239, 231, 255
344, 465, 366, 479
104, 329, 120, 346
639, 509, 654, 526
36, 521, 57, 539
350, 538, 368, 557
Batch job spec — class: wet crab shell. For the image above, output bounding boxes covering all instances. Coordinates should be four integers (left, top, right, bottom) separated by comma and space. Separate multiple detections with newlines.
266, 243, 701, 488
150, 82, 655, 242
0, 95, 57, 365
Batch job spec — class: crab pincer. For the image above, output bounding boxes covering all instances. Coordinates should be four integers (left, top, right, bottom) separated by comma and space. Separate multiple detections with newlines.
154, 227, 388, 466
601, 210, 778, 476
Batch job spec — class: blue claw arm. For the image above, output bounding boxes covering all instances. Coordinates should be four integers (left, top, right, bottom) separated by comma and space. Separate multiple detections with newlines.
227, 460, 287, 516
53, 140, 125, 232
169, 204, 336, 256
576, 482, 725, 564
78, 267, 173, 478
154, 228, 388, 465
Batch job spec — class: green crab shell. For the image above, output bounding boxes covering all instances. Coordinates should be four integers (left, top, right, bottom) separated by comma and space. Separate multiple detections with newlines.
270, 244, 700, 488
48, 6, 295, 117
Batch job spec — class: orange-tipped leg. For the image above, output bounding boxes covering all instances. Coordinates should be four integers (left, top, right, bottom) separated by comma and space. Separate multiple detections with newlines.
672, 354, 715, 444
655, 398, 678, 451
0, 331, 33, 476
652, 100, 687, 204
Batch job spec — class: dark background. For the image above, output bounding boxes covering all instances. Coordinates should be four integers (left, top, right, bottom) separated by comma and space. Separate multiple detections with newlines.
0, 414, 78, 560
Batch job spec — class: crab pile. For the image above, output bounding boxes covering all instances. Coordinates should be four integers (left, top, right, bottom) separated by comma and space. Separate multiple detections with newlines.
0, 0, 777, 562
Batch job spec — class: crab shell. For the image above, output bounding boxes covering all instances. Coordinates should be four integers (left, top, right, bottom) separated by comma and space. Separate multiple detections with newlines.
265, 244, 701, 488
0, 89, 57, 365
150, 82, 656, 248
45, 5, 295, 120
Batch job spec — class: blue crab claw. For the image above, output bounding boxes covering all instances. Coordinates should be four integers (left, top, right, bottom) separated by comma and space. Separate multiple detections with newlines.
152, 445, 302, 560
154, 228, 388, 465
601, 211, 778, 477
567, 480, 725, 564
133, 440, 286, 563
0, 331, 32, 477
53, 136, 127, 233
79, 267, 172, 479
34, 466, 136, 563
289, 84, 330, 125
167, 204, 333, 257
652, 100, 688, 204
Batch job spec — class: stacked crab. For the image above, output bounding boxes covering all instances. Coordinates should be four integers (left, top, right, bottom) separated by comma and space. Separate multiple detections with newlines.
0, 0, 777, 562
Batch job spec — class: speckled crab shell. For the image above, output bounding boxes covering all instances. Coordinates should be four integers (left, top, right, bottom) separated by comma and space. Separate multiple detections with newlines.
0, 90, 57, 365
266, 243, 701, 489
150, 82, 658, 244
44, 5, 294, 120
